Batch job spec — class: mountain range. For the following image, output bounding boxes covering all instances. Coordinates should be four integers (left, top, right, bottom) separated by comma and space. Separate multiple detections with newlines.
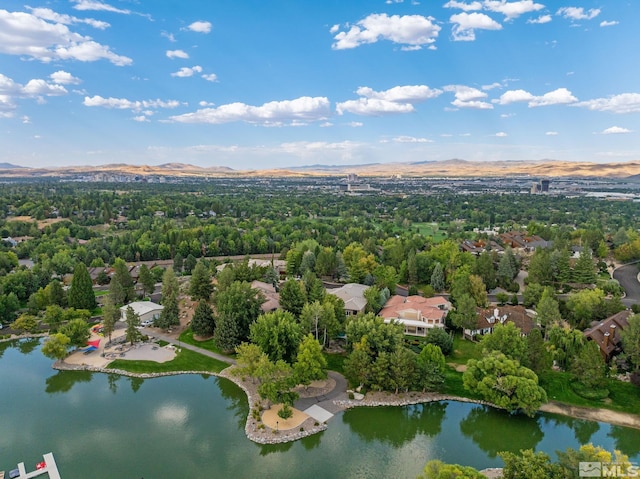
1, 159, 640, 179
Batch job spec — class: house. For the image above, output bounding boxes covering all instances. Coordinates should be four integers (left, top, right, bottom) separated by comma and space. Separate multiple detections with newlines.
460, 239, 504, 256
499, 231, 552, 252
251, 280, 280, 313
583, 310, 633, 361
464, 305, 537, 340
379, 295, 451, 336
119, 301, 164, 323
327, 283, 369, 316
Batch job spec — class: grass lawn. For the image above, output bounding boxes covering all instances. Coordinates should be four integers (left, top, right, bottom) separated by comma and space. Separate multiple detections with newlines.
412, 223, 448, 242
323, 352, 346, 374
448, 333, 482, 365
540, 371, 640, 416
441, 366, 483, 400
109, 347, 228, 374
179, 328, 232, 357
94, 290, 110, 297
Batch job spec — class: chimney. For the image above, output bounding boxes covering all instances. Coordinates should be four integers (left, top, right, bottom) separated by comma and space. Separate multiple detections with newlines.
494, 308, 499, 319
604, 331, 610, 348
610, 324, 617, 342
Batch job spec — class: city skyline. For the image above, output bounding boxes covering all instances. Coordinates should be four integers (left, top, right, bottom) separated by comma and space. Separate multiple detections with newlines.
1, 0, 638, 169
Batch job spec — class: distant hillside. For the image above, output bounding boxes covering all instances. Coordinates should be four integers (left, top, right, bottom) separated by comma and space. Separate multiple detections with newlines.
0, 159, 640, 179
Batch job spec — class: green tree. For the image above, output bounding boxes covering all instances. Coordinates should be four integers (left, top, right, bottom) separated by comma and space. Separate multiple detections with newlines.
536, 287, 562, 332
215, 280, 264, 343
548, 325, 585, 370
255, 356, 298, 407
101, 295, 119, 344
156, 267, 180, 330
430, 262, 445, 292
68, 263, 96, 311
250, 310, 303, 364
525, 328, 552, 375
184, 253, 197, 275
497, 247, 517, 288
499, 449, 565, 479
566, 288, 605, 329
450, 294, 477, 332
571, 340, 607, 392
344, 340, 372, 387
468, 274, 488, 307
138, 264, 155, 298
415, 344, 446, 392
345, 312, 404, 358
11, 314, 39, 333
527, 248, 553, 286
573, 249, 596, 284
475, 251, 496, 290
124, 305, 141, 345
191, 300, 215, 337
299, 301, 337, 348
61, 318, 90, 349
294, 334, 327, 389
388, 346, 417, 394
0, 292, 20, 324
279, 279, 307, 317
45, 279, 66, 307
233, 342, 266, 382
479, 322, 527, 363
364, 285, 382, 313
41, 333, 71, 362
189, 261, 213, 301
111, 258, 135, 304
522, 282, 544, 308
214, 312, 242, 353
621, 313, 640, 372
173, 252, 184, 274
463, 351, 547, 416
416, 459, 485, 479
424, 327, 453, 356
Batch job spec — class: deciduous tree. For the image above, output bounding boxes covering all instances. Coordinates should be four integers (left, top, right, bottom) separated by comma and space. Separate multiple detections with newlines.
250, 310, 303, 364
41, 333, 70, 362
294, 334, 327, 389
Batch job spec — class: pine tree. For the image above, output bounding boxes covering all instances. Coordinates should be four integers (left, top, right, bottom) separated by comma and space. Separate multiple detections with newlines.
138, 264, 155, 298
214, 313, 242, 352
111, 258, 134, 304
189, 261, 213, 301
102, 295, 119, 344
68, 263, 96, 311
156, 267, 180, 330
430, 262, 445, 292
573, 249, 596, 284
191, 301, 215, 337
497, 249, 516, 288
125, 305, 141, 345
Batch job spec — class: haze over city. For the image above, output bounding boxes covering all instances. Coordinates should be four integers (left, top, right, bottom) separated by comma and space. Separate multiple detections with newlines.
1, 0, 639, 169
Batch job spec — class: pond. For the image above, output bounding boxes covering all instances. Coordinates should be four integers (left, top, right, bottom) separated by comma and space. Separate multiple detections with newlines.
2, 338, 640, 478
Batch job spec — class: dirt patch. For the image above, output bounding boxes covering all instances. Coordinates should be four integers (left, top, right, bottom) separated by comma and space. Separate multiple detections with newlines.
262, 404, 309, 431
540, 401, 640, 430
449, 362, 467, 372
293, 377, 336, 398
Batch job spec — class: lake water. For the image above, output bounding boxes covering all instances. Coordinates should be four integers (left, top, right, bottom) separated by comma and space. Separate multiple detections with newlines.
2, 338, 640, 478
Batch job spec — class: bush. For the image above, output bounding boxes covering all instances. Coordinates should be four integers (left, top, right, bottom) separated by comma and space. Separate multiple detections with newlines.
571, 381, 609, 400
278, 404, 293, 420
424, 327, 454, 356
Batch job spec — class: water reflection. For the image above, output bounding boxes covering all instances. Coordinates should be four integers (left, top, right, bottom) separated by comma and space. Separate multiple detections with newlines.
609, 426, 640, 457
259, 441, 293, 455
218, 377, 250, 430
107, 373, 120, 394
543, 414, 601, 445
459, 406, 544, 457
45, 369, 93, 394
129, 376, 144, 393
343, 402, 448, 447
16, 337, 40, 355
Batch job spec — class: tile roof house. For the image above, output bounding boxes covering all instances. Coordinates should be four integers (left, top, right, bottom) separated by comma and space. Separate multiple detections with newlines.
583, 310, 633, 361
464, 305, 537, 339
327, 283, 370, 316
379, 295, 451, 336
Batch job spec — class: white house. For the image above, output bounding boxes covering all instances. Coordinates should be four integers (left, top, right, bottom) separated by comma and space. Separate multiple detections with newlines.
119, 301, 164, 323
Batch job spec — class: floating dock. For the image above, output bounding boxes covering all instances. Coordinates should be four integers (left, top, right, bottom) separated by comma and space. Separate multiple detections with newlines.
15, 453, 60, 479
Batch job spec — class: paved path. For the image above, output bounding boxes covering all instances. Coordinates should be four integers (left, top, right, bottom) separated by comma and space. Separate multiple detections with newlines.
141, 328, 236, 365
613, 262, 640, 307
294, 370, 349, 415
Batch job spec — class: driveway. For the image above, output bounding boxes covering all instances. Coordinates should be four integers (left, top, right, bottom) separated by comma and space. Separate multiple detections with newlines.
613, 263, 640, 307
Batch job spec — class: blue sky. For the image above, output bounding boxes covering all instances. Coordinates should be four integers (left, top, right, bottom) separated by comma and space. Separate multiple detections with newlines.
1, 0, 639, 169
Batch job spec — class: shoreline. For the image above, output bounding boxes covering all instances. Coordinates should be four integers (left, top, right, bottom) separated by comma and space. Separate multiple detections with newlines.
7, 335, 640, 443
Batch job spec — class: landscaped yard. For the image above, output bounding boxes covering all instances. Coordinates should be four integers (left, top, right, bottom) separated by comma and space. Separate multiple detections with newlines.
179, 328, 230, 356
109, 347, 229, 374
448, 333, 482, 365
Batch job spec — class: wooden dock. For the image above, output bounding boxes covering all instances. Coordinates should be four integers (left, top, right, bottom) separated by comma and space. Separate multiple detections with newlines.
15, 453, 61, 479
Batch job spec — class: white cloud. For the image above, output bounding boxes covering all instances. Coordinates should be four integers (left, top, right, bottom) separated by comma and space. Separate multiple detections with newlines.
557, 7, 600, 21
202, 73, 218, 82
444, 85, 492, 108
495, 131, 508, 137
27, 7, 110, 29
348, 121, 363, 127
331, 14, 441, 50
83, 95, 181, 112
23, 79, 67, 96
602, 126, 632, 135
392, 136, 433, 143
482, 82, 502, 90
71, 0, 131, 14
132, 115, 149, 122
600, 20, 618, 27
198, 101, 214, 107
336, 98, 415, 115
171, 66, 203, 78
450, 12, 502, 41
187, 21, 212, 33
545, 131, 558, 136
50, 71, 81, 85
443, 1, 483, 11
0, 9, 132, 66
356, 85, 442, 102
575, 93, 640, 114
527, 14, 552, 24
320, 121, 334, 127
483, 0, 544, 20
169, 96, 331, 125
166, 49, 189, 59
162, 31, 176, 42
496, 87, 577, 107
